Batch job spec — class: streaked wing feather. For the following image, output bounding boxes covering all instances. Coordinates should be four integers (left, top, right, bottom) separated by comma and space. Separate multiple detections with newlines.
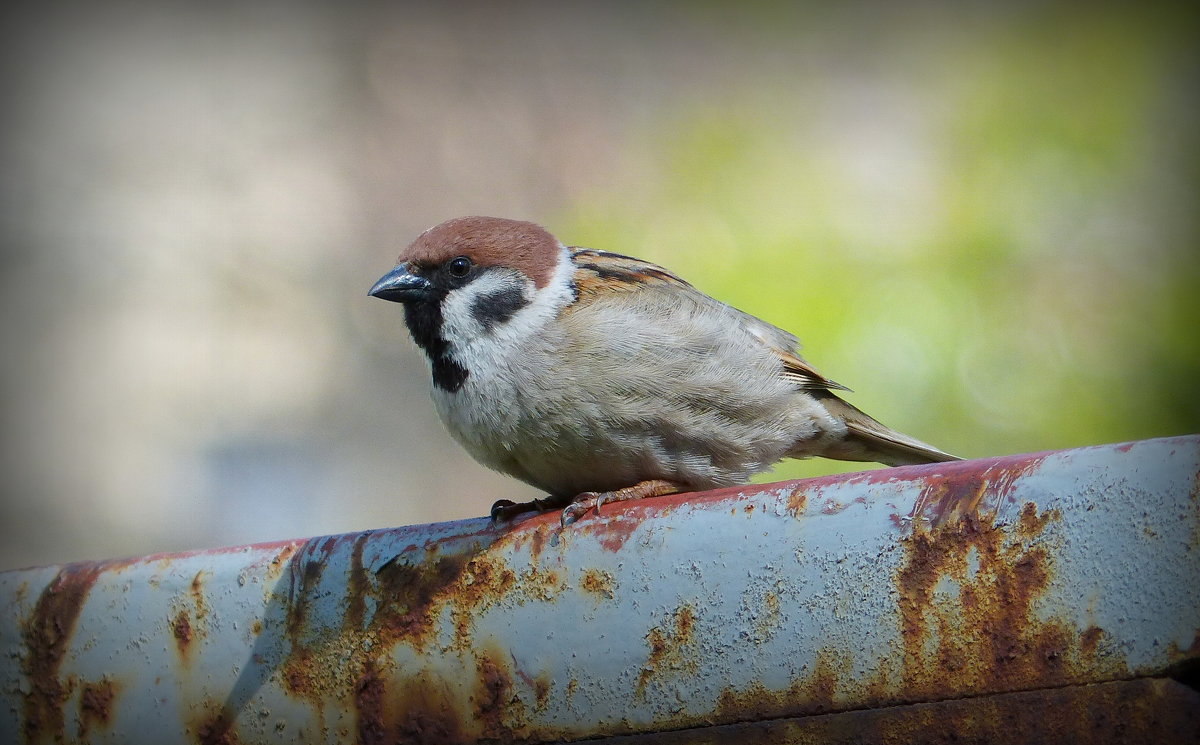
570, 248, 692, 297
773, 347, 851, 392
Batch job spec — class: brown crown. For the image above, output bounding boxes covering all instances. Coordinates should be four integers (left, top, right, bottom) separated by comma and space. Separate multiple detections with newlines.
398, 216, 559, 288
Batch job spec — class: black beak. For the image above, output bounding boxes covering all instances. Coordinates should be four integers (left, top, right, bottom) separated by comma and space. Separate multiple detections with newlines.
368, 264, 434, 303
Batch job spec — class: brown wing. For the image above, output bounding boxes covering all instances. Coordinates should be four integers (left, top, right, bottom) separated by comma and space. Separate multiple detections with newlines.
570, 248, 693, 298
568, 247, 849, 393
569, 248, 959, 465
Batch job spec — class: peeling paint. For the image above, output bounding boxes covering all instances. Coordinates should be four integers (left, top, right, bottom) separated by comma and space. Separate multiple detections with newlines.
637, 604, 699, 697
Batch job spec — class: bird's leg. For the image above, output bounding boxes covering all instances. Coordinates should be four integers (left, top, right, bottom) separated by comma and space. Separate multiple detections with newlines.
490, 494, 572, 524
560, 479, 683, 526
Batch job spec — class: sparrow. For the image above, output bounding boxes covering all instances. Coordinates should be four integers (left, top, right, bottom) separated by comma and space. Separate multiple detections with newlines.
370, 216, 960, 525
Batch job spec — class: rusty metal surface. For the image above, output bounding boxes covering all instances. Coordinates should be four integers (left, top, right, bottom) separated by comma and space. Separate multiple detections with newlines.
598, 678, 1200, 744
1, 435, 1198, 744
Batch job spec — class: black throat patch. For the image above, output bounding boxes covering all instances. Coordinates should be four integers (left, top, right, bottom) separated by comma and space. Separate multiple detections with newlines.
402, 302, 469, 392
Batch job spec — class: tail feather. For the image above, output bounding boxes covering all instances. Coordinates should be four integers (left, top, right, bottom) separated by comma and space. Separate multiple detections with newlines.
811, 392, 961, 467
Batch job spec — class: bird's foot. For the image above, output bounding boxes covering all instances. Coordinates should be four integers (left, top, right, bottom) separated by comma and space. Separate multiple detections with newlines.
490, 495, 570, 524
560, 479, 682, 526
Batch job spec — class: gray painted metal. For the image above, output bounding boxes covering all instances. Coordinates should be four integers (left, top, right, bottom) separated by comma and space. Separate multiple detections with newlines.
2, 436, 1198, 743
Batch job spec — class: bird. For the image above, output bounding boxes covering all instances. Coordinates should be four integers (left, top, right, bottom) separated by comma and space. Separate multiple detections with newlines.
369, 216, 960, 525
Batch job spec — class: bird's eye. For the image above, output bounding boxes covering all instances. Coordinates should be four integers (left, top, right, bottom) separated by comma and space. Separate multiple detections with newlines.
446, 256, 472, 278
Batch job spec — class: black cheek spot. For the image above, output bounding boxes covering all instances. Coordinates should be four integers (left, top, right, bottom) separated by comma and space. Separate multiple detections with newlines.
470, 286, 530, 332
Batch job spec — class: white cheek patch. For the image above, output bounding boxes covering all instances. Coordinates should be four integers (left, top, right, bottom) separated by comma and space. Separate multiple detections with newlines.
441, 269, 532, 344
440, 246, 577, 365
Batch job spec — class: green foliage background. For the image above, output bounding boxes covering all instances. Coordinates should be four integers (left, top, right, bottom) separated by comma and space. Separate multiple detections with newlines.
557, 4, 1199, 481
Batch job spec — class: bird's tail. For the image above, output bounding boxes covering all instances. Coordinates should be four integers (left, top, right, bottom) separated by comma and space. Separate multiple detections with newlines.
806, 392, 961, 467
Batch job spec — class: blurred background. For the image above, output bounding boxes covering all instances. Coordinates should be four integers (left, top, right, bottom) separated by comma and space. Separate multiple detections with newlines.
1, 2, 1196, 569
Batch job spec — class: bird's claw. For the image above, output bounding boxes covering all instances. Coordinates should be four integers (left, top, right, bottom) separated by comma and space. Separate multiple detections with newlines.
491, 496, 570, 524
489, 499, 521, 524
560, 491, 603, 527
500, 480, 679, 527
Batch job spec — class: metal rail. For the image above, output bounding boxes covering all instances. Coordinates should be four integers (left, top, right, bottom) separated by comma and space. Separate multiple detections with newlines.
2, 436, 1198, 743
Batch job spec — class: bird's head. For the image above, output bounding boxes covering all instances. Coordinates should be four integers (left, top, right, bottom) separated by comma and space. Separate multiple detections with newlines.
369, 216, 568, 391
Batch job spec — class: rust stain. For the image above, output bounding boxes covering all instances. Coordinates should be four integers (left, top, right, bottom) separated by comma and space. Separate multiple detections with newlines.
896, 504, 1128, 700
580, 568, 615, 599
265, 543, 299, 581
280, 539, 472, 704
713, 649, 852, 724
346, 533, 370, 632
285, 552, 328, 638
172, 609, 194, 656
861, 655, 901, 704
520, 567, 562, 602
170, 570, 211, 663
453, 560, 562, 647
692, 678, 1200, 745
282, 645, 316, 699
194, 705, 240, 745
373, 551, 469, 647
354, 659, 387, 745
909, 455, 1050, 527
20, 561, 107, 743
447, 556, 517, 650
790, 650, 847, 714
513, 664, 553, 712
475, 649, 525, 740
565, 678, 578, 704
787, 487, 808, 517
78, 677, 118, 738
636, 604, 698, 697
1080, 625, 1105, 657
1017, 500, 1061, 537
380, 672, 464, 745
752, 588, 783, 642
698, 502, 1134, 730
714, 680, 774, 723
528, 525, 547, 562
764, 590, 780, 616
533, 672, 552, 710
190, 570, 210, 619
278, 532, 548, 740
